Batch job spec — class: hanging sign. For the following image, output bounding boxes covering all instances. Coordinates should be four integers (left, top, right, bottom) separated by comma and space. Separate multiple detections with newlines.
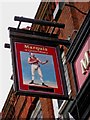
9, 27, 68, 99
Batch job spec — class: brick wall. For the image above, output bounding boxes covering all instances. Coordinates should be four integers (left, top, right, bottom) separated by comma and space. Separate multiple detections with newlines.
40, 98, 55, 119
74, 2, 89, 26
56, 2, 89, 40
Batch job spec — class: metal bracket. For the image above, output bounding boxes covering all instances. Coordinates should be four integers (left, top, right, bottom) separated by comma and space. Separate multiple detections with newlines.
5, 16, 71, 48
14, 16, 65, 29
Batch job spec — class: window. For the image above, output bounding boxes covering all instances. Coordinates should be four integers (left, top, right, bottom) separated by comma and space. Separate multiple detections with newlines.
53, 2, 65, 21
58, 51, 71, 117
30, 100, 43, 120
61, 52, 71, 94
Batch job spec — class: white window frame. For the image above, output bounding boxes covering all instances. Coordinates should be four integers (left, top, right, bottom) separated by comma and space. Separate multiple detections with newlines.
30, 100, 42, 119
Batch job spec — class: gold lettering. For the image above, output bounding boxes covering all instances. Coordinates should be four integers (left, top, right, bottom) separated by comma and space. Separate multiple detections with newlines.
24, 45, 29, 49
30, 46, 33, 49
80, 50, 90, 74
24, 44, 48, 53
43, 47, 47, 51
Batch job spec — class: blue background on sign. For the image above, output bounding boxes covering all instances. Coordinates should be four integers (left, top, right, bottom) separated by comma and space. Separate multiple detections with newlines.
20, 52, 58, 88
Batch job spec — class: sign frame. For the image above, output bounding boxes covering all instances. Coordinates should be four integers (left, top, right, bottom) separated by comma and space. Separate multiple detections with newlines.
9, 27, 68, 99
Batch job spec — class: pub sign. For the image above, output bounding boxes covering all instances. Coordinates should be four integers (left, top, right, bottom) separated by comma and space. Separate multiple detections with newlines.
9, 27, 68, 99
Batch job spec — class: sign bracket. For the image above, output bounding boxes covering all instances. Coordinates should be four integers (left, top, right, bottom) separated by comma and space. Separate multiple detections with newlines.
14, 16, 71, 48
5, 16, 71, 49
14, 16, 65, 29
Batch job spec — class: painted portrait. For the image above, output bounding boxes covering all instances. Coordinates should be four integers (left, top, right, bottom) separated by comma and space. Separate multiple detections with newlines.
20, 52, 58, 88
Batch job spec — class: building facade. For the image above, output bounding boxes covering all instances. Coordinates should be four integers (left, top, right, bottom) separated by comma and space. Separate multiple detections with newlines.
2, 1, 90, 120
